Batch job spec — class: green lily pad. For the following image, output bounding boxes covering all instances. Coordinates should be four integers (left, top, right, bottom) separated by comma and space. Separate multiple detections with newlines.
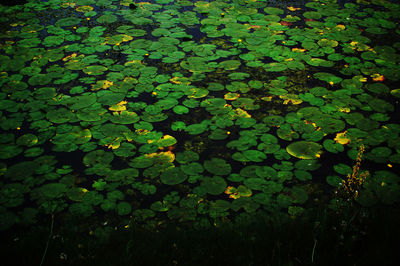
323, 139, 344, 154
185, 123, 208, 135
366, 147, 392, 163
16, 134, 38, 147
244, 178, 268, 191
36, 183, 67, 199
173, 105, 189, 114
242, 150, 267, 162
83, 65, 108, 75
326, 175, 342, 187
176, 150, 199, 164
28, 74, 51, 86
43, 35, 64, 47
156, 135, 177, 148
116, 201, 132, 216
113, 142, 137, 157
314, 72, 342, 84
200, 176, 227, 196
209, 200, 231, 218
204, 158, 231, 176
109, 111, 140, 124
83, 150, 114, 167
56, 17, 81, 27
129, 155, 154, 168
218, 60, 241, 70
150, 201, 169, 212
317, 39, 338, 48
333, 163, 352, 175
181, 162, 204, 175
160, 167, 188, 185
264, 7, 284, 15
69, 202, 95, 217
286, 141, 322, 159
390, 89, 400, 98
24, 147, 44, 157
100, 199, 116, 212
252, 193, 272, 205
263, 115, 285, 127
46, 108, 75, 123
68, 93, 97, 110
34, 87, 57, 100
231, 197, 259, 213
20, 66, 41, 76
97, 14, 117, 24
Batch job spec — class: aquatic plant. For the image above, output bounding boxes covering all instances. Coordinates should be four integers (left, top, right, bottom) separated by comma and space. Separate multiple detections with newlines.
338, 144, 369, 199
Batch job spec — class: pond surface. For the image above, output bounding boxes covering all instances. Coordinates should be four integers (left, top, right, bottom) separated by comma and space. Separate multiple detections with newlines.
1, 0, 400, 262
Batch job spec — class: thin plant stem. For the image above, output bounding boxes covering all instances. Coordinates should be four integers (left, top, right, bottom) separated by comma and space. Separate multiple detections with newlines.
39, 213, 54, 266
311, 239, 317, 263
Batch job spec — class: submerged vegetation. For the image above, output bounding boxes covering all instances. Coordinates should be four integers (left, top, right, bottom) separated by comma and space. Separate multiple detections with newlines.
0, 0, 400, 264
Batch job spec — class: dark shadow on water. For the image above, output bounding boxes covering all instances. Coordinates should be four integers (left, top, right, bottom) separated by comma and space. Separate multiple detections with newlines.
2, 204, 400, 266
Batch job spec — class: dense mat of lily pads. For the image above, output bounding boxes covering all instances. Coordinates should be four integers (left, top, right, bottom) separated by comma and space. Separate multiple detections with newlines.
0, 0, 400, 230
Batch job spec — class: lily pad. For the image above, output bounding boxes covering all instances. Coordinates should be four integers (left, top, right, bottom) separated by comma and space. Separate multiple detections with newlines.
314, 72, 342, 84
286, 141, 322, 159
56, 17, 81, 27
160, 167, 188, 185
116, 201, 132, 216
200, 176, 227, 196
46, 108, 75, 123
204, 158, 231, 176
16, 134, 38, 147
97, 14, 117, 24
83, 65, 108, 75
176, 150, 199, 164
242, 150, 267, 162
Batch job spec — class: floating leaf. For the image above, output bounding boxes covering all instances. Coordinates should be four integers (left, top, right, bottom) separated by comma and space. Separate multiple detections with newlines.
56, 17, 81, 27
156, 135, 177, 148
327, 175, 342, 187
333, 163, 352, 175
314, 72, 342, 84
204, 158, 231, 176
109, 111, 140, 124
46, 108, 75, 123
286, 141, 322, 159
160, 167, 187, 185
117, 202, 132, 216
83, 65, 108, 75
16, 134, 38, 147
200, 176, 227, 195
231, 197, 259, 213
97, 14, 117, 24
242, 150, 267, 162
176, 150, 199, 164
